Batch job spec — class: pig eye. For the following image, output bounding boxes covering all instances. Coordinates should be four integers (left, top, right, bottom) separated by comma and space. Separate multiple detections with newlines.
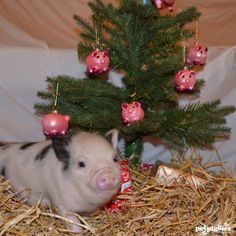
78, 161, 86, 168
113, 157, 118, 163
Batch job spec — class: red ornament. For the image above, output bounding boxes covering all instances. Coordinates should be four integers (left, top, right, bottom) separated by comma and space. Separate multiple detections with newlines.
106, 160, 132, 213
152, 0, 175, 11
174, 69, 196, 92
121, 101, 144, 126
42, 110, 70, 136
85, 49, 110, 74
119, 160, 132, 193
140, 163, 154, 171
186, 43, 208, 66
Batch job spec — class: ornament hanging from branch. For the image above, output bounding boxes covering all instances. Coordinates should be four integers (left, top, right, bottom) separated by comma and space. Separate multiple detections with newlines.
141, 0, 152, 5
152, 0, 175, 12
85, 49, 110, 74
42, 82, 70, 137
186, 21, 208, 66
174, 39, 196, 92
121, 101, 144, 126
186, 44, 208, 66
85, 15, 110, 75
174, 69, 196, 92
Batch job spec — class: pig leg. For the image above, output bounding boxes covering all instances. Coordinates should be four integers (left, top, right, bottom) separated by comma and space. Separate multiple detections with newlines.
122, 118, 130, 126
176, 85, 185, 92
102, 67, 108, 73
187, 87, 194, 92
58, 207, 83, 234
18, 188, 51, 207
193, 59, 200, 65
67, 214, 83, 234
88, 68, 94, 73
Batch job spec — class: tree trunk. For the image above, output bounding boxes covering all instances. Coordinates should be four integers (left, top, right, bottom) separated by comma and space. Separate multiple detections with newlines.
125, 137, 143, 167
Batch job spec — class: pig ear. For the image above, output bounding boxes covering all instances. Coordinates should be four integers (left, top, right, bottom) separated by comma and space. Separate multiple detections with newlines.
122, 103, 128, 110
92, 51, 98, 57
105, 129, 119, 149
104, 51, 109, 56
177, 71, 183, 76
52, 136, 70, 164
134, 101, 141, 107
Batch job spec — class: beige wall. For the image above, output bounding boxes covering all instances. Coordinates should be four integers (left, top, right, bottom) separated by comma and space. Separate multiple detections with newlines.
0, 0, 235, 48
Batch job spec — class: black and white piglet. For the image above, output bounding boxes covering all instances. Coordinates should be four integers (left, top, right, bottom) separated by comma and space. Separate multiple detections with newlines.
0, 130, 121, 233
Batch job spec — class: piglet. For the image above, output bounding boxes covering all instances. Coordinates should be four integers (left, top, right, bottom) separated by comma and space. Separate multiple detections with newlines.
0, 130, 121, 234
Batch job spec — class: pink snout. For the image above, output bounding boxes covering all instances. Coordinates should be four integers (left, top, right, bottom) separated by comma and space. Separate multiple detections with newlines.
96, 172, 120, 191
127, 108, 134, 114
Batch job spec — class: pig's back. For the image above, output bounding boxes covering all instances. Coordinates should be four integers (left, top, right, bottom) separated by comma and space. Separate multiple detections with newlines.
0, 141, 54, 204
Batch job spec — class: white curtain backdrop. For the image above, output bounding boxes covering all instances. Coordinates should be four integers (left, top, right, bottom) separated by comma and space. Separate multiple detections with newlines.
0, 0, 235, 174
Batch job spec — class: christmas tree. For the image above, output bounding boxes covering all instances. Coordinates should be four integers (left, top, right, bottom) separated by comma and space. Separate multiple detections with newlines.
35, 0, 235, 167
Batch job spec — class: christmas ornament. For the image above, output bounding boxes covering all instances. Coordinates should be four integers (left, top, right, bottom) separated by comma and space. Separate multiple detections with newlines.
186, 43, 208, 66
185, 20, 208, 66
121, 101, 144, 126
152, 0, 175, 11
141, 0, 152, 5
85, 49, 110, 74
174, 69, 196, 92
106, 160, 132, 213
42, 82, 71, 136
154, 163, 206, 188
42, 110, 70, 136
140, 163, 154, 171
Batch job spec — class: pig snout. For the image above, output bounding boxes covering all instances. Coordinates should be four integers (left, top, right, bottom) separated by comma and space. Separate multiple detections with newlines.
94, 169, 120, 191
127, 108, 134, 114
97, 173, 119, 191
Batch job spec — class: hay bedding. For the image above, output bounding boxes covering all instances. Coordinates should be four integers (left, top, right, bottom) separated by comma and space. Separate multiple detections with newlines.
0, 166, 236, 236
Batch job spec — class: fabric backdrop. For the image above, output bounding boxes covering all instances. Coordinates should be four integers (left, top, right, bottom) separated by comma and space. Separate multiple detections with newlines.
0, 1, 235, 174
0, 0, 235, 48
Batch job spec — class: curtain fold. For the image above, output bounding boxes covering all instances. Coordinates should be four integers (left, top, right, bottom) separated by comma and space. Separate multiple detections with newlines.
0, 0, 235, 48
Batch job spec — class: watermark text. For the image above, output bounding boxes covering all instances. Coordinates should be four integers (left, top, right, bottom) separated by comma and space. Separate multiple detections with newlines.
195, 223, 231, 235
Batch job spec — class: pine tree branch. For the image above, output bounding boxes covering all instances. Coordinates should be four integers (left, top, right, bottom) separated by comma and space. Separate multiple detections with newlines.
35, 1, 235, 162
121, 100, 235, 150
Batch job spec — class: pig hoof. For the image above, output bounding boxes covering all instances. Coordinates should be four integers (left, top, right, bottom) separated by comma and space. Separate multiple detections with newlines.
67, 215, 83, 234
70, 224, 83, 234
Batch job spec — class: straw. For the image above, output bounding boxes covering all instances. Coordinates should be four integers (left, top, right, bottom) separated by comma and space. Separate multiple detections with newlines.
0, 163, 235, 235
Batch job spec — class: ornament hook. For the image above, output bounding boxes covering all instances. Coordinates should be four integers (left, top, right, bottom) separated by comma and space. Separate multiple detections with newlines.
53, 81, 60, 111
195, 20, 199, 43
94, 15, 101, 48
181, 35, 187, 68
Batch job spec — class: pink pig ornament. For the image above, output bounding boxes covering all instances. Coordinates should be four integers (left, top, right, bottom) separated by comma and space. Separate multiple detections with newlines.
121, 102, 144, 126
152, 0, 175, 11
186, 43, 208, 66
85, 49, 110, 74
174, 69, 196, 92
42, 110, 70, 136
